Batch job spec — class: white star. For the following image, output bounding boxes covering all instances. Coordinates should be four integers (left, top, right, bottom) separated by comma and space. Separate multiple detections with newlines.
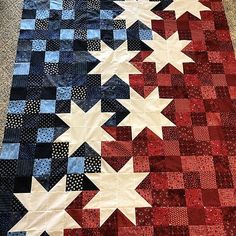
89, 41, 141, 85
143, 31, 193, 73
10, 177, 80, 235
84, 157, 151, 225
118, 87, 175, 139
114, 0, 161, 29
55, 101, 114, 156
165, 0, 210, 19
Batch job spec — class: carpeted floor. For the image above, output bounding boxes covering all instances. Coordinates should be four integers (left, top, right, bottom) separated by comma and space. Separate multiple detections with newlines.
0, 0, 236, 147
0, 0, 22, 147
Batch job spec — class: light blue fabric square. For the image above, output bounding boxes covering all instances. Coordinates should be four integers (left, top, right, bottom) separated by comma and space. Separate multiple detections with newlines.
67, 157, 84, 174
0, 143, 20, 160
37, 128, 55, 143
45, 51, 60, 63
8, 100, 26, 114
33, 159, 51, 177
113, 29, 127, 40
32, 40, 46, 51
62, 10, 75, 20
60, 29, 75, 40
139, 30, 153, 40
36, 10, 50, 19
100, 10, 113, 19
13, 63, 30, 75
20, 19, 36, 30
87, 29, 100, 39
56, 87, 72, 100
40, 100, 56, 113
50, 0, 63, 10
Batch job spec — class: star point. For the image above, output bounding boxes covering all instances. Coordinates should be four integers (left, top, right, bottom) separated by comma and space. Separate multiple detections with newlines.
143, 31, 193, 73
118, 87, 175, 139
89, 41, 141, 85
114, 0, 161, 29
165, 0, 210, 19
84, 158, 151, 226
10, 177, 81, 235
55, 101, 114, 156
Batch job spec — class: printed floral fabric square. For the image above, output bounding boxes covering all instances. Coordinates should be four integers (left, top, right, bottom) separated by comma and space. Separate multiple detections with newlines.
1, 0, 236, 235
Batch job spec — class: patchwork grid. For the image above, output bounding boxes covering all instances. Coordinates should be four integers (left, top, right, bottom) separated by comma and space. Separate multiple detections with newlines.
0, 0, 236, 235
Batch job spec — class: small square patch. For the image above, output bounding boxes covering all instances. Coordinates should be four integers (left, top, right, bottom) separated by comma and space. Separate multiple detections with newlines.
113, 29, 127, 40
50, 0, 63, 10
37, 128, 55, 143
13, 63, 30, 75
60, 29, 75, 40
20, 19, 35, 30
45, 51, 60, 63
100, 10, 113, 19
32, 40, 47, 51
36, 10, 50, 19
56, 87, 72, 100
67, 157, 84, 174
8, 101, 26, 114
33, 158, 52, 177
40, 100, 56, 113
87, 30, 101, 40
0, 143, 20, 160
62, 10, 75, 20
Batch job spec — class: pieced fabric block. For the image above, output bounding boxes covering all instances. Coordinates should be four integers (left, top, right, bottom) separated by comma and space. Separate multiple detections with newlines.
1, 0, 236, 235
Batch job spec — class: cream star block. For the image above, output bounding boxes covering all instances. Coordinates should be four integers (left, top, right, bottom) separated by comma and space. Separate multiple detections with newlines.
114, 0, 161, 29
10, 176, 80, 235
84, 158, 151, 225
89, 41, 141, 85
118, 87, 175, 139
55, 101, 114, 156
165, 0, 210, 19
143, 31, 193, 73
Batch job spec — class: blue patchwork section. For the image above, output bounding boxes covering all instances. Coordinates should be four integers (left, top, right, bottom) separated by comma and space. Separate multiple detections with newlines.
8, 101, 26, 114
13, 63, 30, 75
0, 0, 167, 232
60, 29, 75, 40
67, 157, 84, 174
37, 128, 55, 143
40, 100, 56, 113
20, 19, 35, 30
33, 158, 52, 177
56, 87, 72, 100
45, 51, 60, 63
0, 143, 20, 159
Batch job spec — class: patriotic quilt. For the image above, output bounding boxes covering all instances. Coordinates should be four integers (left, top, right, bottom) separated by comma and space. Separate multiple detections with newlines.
1, 0, 236, 235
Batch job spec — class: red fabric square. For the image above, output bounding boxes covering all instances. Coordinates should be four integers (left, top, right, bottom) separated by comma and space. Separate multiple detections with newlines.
201, 189, 221, 206
167, 172, 184, 189
188, 208, 206, 225
153, 208, 169, 226
205, 207, 223, 225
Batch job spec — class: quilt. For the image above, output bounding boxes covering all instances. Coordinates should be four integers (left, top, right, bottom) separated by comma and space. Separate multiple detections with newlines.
1, 0, 236, 235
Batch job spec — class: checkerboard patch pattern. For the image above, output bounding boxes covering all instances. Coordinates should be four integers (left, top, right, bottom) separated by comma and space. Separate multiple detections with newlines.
1, 0, 236, 235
